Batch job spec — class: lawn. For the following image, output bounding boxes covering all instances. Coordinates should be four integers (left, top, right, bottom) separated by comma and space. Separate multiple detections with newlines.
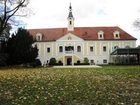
0, 66, 140, 105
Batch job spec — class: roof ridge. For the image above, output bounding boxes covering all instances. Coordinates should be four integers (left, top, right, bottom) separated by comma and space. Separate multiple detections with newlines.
27, 26, 119, 30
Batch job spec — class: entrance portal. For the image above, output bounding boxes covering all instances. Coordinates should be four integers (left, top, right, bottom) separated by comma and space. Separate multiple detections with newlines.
67, 57, 72, 65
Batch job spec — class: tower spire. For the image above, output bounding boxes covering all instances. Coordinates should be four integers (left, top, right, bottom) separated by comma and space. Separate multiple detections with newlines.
70, 3, 72, 9
68, 3, 73, 18
67, 3, 74, 31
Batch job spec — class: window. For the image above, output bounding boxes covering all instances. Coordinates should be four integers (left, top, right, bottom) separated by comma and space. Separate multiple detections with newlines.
113, 31, 120, 39
103, 59, 107, 63
37, 36, 41, 41
77, 46, 81, 52
98, 31, 104, 39
65, 46, 74, 51
90, 60, 95, 65
100, 34, 103, 38
77, 60, 80, 64
125, 45, 130, 48
103, 46, 106, 52
90, 46, 94, 52
47, 48, 50, 53
70, 21, 72, 25
116, 34, 119, 38
36, 33, 42, 41
46, 60, 49, 64
59, 46, 63, 52
114, 46, 119, 50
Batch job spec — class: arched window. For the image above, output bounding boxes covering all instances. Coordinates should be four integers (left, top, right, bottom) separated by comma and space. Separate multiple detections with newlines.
77, 46, 81, 52
70, 21, 72, 25
59, 46, 63, 52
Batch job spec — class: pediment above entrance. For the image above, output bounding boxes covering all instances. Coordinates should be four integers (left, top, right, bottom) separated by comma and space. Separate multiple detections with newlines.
56, 33, 84, 42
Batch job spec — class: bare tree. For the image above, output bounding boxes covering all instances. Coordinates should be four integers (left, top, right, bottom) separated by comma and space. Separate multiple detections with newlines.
0, 0, 29, 36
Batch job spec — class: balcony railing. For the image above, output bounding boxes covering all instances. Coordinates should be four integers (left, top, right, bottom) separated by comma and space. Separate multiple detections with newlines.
59, 50, 82, 55
65, 51, 74, 54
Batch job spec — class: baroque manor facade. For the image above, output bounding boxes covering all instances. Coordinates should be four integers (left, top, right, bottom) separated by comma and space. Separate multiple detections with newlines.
28, 4, 137, 65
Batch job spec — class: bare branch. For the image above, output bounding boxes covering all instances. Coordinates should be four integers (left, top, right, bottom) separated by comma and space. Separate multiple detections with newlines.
6, 0, 26, 13
0, 0, 30, 36
134, 19, 140, 30
14, 14, 27, 17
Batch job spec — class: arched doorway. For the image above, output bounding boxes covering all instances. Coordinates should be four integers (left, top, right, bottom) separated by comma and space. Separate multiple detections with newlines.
67, 57, 72, 65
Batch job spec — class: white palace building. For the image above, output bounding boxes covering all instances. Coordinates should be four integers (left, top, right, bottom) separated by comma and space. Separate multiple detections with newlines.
28, 4, 137, 66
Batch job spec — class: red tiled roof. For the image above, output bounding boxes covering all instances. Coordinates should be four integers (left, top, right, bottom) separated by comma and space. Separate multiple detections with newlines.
28, 26, 137, 41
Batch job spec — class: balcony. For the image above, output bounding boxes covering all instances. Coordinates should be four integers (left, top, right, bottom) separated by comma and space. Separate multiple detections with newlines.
65, 50, 74, 54
58, 46, 81, 55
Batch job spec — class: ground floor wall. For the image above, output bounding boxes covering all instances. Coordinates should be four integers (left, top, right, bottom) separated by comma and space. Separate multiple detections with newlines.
38, 54, 110, 66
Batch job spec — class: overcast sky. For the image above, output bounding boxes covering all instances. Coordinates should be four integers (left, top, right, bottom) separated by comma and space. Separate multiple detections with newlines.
21, 0, 140, 45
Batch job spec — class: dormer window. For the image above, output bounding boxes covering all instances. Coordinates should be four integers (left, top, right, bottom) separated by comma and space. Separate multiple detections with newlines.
36, 33, 43, 41
37, 36, 41, 41
98, 31, 104, 39
113, 31, 120, 39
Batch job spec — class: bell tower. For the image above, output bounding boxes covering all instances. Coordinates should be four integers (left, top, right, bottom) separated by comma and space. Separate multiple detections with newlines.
67, 3, 74, 31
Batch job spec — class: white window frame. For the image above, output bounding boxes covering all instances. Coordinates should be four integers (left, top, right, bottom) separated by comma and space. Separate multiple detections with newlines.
103, 46, 107, 52
90, 46, 94, 52
113, 31, 120, 39
36, 33, 43, 41
59, 46, 63, 53
77, 46, 81, 52
98, 31, 104, 39
47, 47, 51, 53
103, 59, 107, 63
